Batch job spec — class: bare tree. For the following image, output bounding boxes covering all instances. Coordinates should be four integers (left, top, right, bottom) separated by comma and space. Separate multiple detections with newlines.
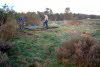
64, 7, 73, 20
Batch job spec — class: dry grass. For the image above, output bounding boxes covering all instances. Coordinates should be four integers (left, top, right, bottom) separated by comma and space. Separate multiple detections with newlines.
55, 36, 100, 66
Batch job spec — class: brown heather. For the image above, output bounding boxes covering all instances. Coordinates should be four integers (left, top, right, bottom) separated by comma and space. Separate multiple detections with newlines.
55, 36, 100, 66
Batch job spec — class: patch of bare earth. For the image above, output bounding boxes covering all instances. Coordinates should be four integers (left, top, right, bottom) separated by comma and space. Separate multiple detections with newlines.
62, 20, 80, 25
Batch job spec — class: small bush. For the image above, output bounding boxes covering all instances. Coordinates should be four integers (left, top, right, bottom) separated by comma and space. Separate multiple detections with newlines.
0, 39, 12, 52
55, 36, 100, 66
0, 51, 10, 67
0, 9, 7, 26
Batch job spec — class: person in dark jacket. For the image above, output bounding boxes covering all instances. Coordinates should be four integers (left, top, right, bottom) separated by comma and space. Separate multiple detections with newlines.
17, 16, 25, 29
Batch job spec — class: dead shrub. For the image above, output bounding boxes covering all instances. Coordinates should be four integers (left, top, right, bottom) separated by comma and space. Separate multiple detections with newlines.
55, 36, 100, 66
0, 16, 17, 39
24, 12, 41, 26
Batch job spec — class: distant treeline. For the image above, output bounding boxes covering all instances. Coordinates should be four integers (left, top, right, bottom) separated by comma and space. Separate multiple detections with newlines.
16, 11, 100, 21
37, 11, 100, 21
1, 5, 100, 26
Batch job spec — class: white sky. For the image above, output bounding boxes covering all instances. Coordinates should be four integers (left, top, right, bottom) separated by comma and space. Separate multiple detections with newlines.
0, 0, 100, 15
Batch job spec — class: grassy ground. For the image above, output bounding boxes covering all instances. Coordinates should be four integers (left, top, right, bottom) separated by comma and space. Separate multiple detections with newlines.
80, 19, 100, 22
7, 20, 100, 67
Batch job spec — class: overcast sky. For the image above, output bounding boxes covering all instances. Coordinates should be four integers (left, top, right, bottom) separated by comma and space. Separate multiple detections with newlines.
0, 0, 100, 15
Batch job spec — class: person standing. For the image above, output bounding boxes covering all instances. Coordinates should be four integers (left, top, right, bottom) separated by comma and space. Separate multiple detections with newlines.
43, 13, 49, 29
17, 16, 25, 29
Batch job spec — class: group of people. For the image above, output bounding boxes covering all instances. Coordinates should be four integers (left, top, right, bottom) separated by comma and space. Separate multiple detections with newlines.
17, 13, 49, 29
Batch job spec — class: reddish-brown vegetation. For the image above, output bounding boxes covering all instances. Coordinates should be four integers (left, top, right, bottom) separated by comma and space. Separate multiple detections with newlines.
55, 36, 100, 66
63, 20, 80, 25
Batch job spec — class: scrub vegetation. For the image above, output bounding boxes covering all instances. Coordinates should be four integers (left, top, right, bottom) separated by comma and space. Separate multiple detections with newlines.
0, 4, 100, 67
